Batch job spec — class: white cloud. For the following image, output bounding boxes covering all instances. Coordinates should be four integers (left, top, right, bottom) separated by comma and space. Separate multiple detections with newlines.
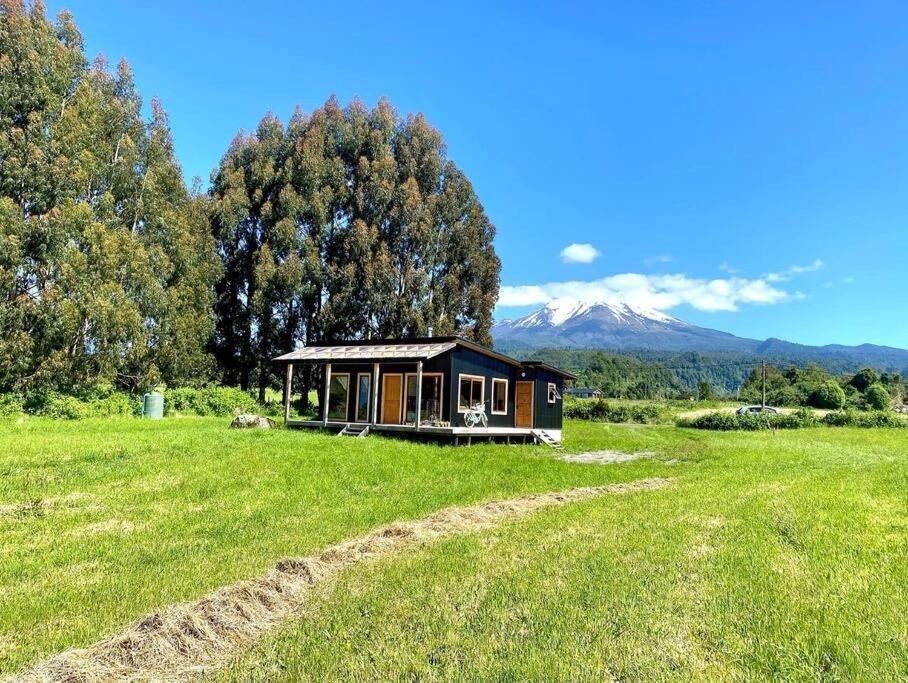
765, 259, 824, 282
498, 272, 791, 313
560, 243, 600, 264
842, 276, 855, 284
718, 261, 737, 274
645, 254, 673, 265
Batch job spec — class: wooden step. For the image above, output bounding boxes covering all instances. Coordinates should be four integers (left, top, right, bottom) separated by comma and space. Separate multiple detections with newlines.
532, 429, 563, 449
337, 423, 370, 438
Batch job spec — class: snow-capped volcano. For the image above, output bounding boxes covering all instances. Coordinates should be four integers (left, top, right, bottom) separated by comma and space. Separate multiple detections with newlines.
492, 298, 752, 352
510, 298, 680, 328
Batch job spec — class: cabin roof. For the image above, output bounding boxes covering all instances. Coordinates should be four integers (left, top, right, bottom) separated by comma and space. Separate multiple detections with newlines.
273, 336, 521, 366
272, 336, 577, 379
273, 340, 458, 362
521, 360, 577, 380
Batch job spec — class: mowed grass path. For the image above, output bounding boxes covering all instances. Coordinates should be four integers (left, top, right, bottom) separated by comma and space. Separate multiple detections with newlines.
0, 417, 670, 674
217, 425, 908, 681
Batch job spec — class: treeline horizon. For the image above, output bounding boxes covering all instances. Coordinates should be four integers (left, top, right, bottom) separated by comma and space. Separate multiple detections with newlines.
518, 347, 907, 407
0, 1, 500, 400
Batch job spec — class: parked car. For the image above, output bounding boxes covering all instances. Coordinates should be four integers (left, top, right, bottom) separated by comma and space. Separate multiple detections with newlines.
736, 405, 779, 415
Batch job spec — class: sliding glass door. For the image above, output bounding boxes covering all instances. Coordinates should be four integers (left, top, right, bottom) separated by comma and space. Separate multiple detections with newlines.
405, 373, 443, 424
327, 374, 350, 420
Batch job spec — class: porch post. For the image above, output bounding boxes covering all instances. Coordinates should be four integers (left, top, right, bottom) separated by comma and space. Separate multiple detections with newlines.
283, 362, 293, 425
371, 362, 380, 425
415, 360, 423, 431
322, 362, 332, 427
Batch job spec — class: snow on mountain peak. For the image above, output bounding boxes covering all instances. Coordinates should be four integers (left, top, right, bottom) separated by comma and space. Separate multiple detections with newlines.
627, 305, 680, 324
499, 298, 680, 329
542, 298, 595, 325
510, 298, 585, 328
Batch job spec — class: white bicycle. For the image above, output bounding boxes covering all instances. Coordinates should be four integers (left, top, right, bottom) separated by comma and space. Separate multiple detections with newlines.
463, 402, 488, 428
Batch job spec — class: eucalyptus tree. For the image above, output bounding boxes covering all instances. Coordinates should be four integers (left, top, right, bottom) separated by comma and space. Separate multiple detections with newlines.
0, 0, 220, 392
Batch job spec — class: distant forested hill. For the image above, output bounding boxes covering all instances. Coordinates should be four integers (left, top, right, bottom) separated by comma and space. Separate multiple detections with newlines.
513, 348, 682, 398
628, 348, 908, 394
508, 347, 908, 396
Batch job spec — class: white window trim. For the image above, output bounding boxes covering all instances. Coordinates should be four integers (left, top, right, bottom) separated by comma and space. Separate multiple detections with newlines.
403, 372, 445, 423
491, 378, 509, 415
327, 372, 351, 421
547, 382, 558, 404
457, 373, 485, 413
354, 372, 371, 423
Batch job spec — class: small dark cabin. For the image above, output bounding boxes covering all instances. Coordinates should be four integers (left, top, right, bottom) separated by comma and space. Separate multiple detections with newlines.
274, 337, 576, 444
564, 387, 603, 399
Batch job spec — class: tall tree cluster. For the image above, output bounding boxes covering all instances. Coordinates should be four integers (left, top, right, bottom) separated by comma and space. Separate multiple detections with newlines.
0, 2, 501, 398
210, 98, 500, 399
0, 0, 220, 392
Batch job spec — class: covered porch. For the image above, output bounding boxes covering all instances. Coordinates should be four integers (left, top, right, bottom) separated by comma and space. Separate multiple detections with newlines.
277, 341, 456, 433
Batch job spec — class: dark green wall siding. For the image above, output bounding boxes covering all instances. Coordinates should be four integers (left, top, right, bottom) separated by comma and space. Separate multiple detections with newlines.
310, 349, 565, 430
521, 366, 564, 430
449, 347, 523, 428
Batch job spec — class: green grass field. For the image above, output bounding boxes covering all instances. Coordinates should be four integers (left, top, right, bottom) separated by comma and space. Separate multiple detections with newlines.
1, 418, 906, 680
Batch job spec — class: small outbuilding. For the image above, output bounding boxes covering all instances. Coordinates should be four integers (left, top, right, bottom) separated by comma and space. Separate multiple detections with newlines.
564, 387, 603, 399
274, 337, 576, 444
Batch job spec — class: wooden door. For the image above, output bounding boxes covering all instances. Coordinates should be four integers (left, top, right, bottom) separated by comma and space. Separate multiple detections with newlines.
382, 374, 403, 424
515, 381, 533, 428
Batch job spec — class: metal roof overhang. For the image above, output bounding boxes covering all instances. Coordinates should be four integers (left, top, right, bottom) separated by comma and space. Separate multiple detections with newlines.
521, 361, 578, 380
273, 341, 458, 363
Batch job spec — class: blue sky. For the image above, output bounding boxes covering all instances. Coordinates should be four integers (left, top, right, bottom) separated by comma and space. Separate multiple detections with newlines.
47, 1, 908, 348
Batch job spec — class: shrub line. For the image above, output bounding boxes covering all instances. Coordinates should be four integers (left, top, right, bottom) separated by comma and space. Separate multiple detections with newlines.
677, 409, 907, 431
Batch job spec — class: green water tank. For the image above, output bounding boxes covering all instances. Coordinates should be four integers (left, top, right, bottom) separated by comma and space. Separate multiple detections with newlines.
142, 391, 164, 419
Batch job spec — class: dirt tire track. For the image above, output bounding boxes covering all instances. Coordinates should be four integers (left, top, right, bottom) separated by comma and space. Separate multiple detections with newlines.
19, 478, 672, 682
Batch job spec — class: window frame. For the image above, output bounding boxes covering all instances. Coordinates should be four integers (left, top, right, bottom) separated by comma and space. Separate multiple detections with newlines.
491, 378, 509, 415
457, 373, 485, 413
403, 372, 445, 424
326, 372, 351, 421
354, 372, 371, 423
547, 382, 558, 405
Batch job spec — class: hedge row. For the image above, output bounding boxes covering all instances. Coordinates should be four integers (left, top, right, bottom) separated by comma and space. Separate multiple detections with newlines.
163, 387, 261, 416
820, 410, 908, 428
0, 386, 268, 420
563, 399, 667, 424
678, 409, 907, 431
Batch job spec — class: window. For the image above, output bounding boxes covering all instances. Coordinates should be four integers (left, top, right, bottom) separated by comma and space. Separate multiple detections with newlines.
405, 373, 444, 423
458, 374, 485, 412
355, 373, 371, 422
491, 378, 508, 415
327, 373, 350, 420
547, 382, 560, 404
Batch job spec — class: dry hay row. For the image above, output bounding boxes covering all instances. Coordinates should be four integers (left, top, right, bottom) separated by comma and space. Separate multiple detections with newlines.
19, 478, 673, 682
